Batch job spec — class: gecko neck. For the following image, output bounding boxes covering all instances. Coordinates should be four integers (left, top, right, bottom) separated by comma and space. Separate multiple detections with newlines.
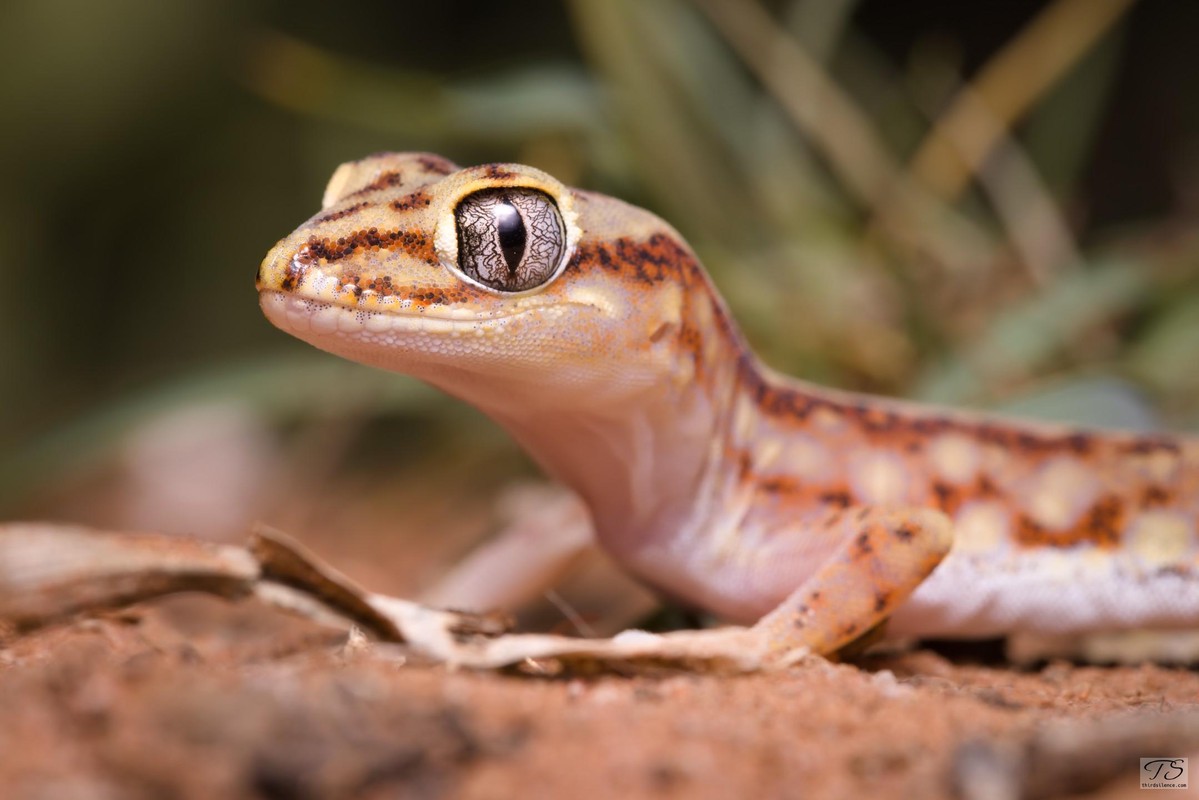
420, 333, 750, 566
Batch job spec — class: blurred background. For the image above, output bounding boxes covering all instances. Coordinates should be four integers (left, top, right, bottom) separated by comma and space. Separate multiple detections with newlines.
1, 0, 1197, 595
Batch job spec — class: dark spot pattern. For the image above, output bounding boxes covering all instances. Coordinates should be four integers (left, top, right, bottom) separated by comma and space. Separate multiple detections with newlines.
279, 259, 308, 292
482, 164, 517, 180
931, 482, 961, 515
1142, 485, 1175, 508
345, 170, 406, 198
735, 453, 754, 480
571, 233, 702, 287
873, 590, 892, 614
759, 477, 800, 495
391, 189, 432, 212
314, 201, 370, 224
975, 476, 1001, 497
819, 491, 852, 509
296, 229, 436, 268
1014, 494, 1125, 549
333, 273, 472, 306
1085, 494, 1126, 545
1124, 438, 1181, 457
417, 154, 456, 175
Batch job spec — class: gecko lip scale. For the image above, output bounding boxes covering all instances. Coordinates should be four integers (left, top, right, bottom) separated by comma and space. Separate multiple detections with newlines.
258, 290, 534, 337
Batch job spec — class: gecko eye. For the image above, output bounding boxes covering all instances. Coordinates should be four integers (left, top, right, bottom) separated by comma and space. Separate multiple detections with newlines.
454, 187, 567, 292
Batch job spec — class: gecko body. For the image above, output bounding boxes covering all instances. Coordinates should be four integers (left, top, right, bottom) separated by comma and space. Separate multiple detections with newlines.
258, 153, 1199, 653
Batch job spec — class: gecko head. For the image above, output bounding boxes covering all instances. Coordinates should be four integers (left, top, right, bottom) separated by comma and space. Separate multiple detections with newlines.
258, 152, 713, 410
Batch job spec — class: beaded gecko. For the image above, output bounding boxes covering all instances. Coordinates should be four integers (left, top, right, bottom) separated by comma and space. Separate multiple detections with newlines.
257, 153, 1199, 660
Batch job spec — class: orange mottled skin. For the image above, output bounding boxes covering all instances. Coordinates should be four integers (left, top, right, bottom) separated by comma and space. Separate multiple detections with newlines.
258, 153, 1199, 653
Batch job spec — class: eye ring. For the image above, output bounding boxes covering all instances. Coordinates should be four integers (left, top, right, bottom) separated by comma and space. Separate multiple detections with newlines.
453, 187, 568, 293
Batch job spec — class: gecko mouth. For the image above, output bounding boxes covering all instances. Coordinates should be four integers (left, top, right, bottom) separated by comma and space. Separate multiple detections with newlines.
258, 289, 535, 337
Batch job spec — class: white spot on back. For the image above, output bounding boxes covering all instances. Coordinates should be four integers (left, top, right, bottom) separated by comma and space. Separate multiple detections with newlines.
810, 407, 847, 433
953, 501, 1010, 554
850, 451, 911, 506
929, 433, 981, 485
1022, 457, 1100, 531
755, 439, 783, 471
1127, 510, 1195, 568
780, 435, 833, 481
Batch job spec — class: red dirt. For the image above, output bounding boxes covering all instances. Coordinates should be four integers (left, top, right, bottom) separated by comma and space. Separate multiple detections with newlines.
3, 587, 1198, 798
7, 461, 1199, 799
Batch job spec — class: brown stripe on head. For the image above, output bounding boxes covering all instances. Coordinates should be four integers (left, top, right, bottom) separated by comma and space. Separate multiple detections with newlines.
320, 152, 461, 209
482, 164, 517, 180
391, 189, 432, 212
295, 228, 437, 267
279, 258, 308, 292
344, 171, 407, 198
313, 201, 371, 224
418, 154, 456, 175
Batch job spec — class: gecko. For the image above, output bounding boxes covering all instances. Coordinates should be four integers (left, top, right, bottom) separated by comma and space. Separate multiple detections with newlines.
256, 152, 1199, 660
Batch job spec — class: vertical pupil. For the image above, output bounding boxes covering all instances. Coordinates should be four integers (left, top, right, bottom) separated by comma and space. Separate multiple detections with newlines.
493, 200, 526, 273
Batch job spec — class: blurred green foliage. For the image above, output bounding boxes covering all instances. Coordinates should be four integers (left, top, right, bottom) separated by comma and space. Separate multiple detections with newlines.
2, 0, 1197, 509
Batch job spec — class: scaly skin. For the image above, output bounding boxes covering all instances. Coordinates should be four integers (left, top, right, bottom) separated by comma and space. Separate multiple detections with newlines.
257, 153, 1199, 652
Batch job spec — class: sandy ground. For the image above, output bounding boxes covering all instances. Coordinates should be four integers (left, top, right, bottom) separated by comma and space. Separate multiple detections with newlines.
6, 463, 1199, 799
4, 574, 1199, 799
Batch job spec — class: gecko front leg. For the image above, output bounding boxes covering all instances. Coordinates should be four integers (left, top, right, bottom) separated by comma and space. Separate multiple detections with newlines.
421, 483, 596, 611
424, 492, 953, 664
564, 504, 956, 669
751, 507, 953, 659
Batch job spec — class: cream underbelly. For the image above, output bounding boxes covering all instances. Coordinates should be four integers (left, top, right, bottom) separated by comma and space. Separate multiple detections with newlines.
890, 546, 1199, 637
